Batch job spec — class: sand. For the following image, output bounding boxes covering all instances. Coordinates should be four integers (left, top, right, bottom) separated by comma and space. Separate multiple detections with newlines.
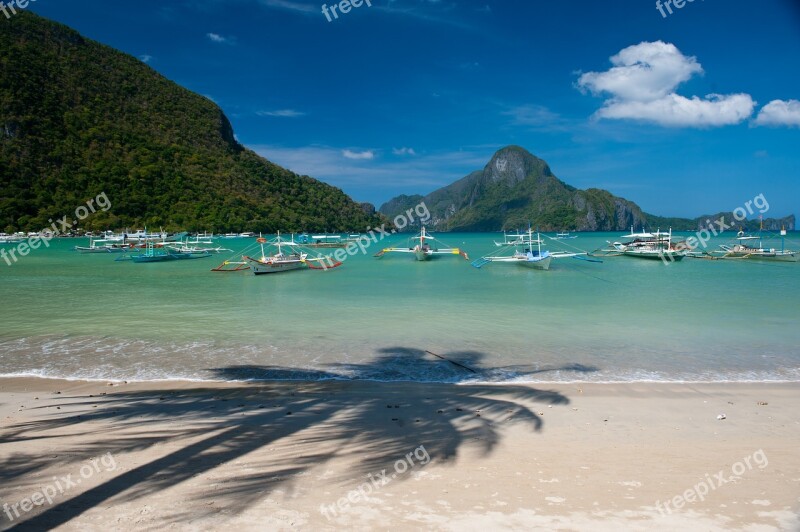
0, 377, 798, 531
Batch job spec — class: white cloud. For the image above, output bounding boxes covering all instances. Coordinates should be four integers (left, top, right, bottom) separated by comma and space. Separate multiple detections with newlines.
596, 93, 755, 127
754, 99, 800, 127
392, 147, 417, 156
206, 32, 233, 44
257, 109, 306, 118
577, 41, 755, 127
342, 149, 375, 160
139, 54, 153, 64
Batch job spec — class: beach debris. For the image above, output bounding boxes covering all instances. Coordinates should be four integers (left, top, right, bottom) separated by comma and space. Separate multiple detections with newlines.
727, 401, 734, 405
424, 350, 477, 373
548, 405, 552, 408
717, 414, 727, 420
538, 412, 544, 416
757, 401, 768, 406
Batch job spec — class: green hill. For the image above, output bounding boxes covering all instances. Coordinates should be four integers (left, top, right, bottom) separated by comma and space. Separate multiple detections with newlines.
0, 12, 384, 233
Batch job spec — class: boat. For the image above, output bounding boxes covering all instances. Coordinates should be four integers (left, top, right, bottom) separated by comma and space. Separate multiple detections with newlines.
493, 230, 528, 247
242, 234, 342, 274
714, 228, 798, 262
472, 228, 594, 270
296, 234, 347, 248
74, 237, 133, 254
128, 242, 210, 263
552, 231, 578, 240
374, 227, 468, 261
595, 227, 686, 262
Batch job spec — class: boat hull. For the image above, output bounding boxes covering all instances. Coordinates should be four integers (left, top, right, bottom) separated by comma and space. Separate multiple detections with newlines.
250, 260, 306, 274
621, 251, 685, 262
519, 256, 552, 270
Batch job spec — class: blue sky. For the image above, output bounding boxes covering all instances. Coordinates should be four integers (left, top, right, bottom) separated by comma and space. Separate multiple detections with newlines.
28, 0, 800, 219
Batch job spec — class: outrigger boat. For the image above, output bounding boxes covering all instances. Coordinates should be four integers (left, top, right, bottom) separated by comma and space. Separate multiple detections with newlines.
493, 230, 528, 247
122, 241, 211, 263
472, 228, 594, 270
74, 237, 133, 254
237, 233, 342, 274
296, 234, 347, 248
374, 227, 468, 261
711, 227, 799, 262
553, 231, 578, 240
594, 227, 687, 262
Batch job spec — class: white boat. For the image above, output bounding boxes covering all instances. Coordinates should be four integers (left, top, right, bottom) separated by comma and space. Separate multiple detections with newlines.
553, 231, 578, 240
602, 227, 686, 262
493, 230, 528, 247
715, 229, 798, 262
473, 228, 592, 270
242, 233, 341, 274
74, 238, 133, 254
374, 227, 468, 261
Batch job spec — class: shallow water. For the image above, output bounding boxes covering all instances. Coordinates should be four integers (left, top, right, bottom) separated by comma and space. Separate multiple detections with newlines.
1, 232, 798, 383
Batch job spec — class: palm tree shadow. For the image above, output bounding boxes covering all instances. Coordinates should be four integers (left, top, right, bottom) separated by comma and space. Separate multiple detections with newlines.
2, 348, 591, 530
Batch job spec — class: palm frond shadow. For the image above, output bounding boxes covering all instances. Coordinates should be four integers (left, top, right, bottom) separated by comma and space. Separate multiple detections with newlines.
2, 348, 590, 530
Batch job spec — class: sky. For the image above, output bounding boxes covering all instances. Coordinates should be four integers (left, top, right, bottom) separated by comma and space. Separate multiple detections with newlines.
25, 0, 800, 219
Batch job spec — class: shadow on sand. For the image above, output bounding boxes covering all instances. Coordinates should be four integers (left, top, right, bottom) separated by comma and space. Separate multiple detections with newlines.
1, 348, 596, 530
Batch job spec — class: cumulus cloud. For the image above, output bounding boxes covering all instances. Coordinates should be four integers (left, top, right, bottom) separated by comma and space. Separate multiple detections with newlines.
577, 41, 755, 127
342, 149, 375, 160
392, 147, 417, 156
754, 99, 800, 127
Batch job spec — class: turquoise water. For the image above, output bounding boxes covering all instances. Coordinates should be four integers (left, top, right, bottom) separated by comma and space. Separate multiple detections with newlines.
1, 232, 799, 383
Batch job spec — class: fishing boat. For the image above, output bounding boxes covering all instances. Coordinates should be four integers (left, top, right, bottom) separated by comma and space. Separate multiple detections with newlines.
715, 228, 798, 262
374, 227, 468, 261
243, 234, 342, 274
552, 231, 578, 240
296, 234, 347, 248
472, 228, 594, 270
595, 227, 686, 262
74, 237, 133, 254
493, 230, 528, 247
127, 242, 210, 263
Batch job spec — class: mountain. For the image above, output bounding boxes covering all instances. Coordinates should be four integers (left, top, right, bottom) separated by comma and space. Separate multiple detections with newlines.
0, 12, 384, 233
380, 146, 648, 231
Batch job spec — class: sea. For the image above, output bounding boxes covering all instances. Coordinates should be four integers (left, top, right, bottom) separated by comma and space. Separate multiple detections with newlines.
1, 232, 798, 384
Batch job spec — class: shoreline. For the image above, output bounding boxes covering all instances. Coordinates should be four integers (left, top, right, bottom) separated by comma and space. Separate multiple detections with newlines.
1, 377, 798, 530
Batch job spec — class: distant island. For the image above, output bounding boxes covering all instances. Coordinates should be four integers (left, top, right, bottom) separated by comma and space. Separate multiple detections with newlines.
379, 146, 795, 233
